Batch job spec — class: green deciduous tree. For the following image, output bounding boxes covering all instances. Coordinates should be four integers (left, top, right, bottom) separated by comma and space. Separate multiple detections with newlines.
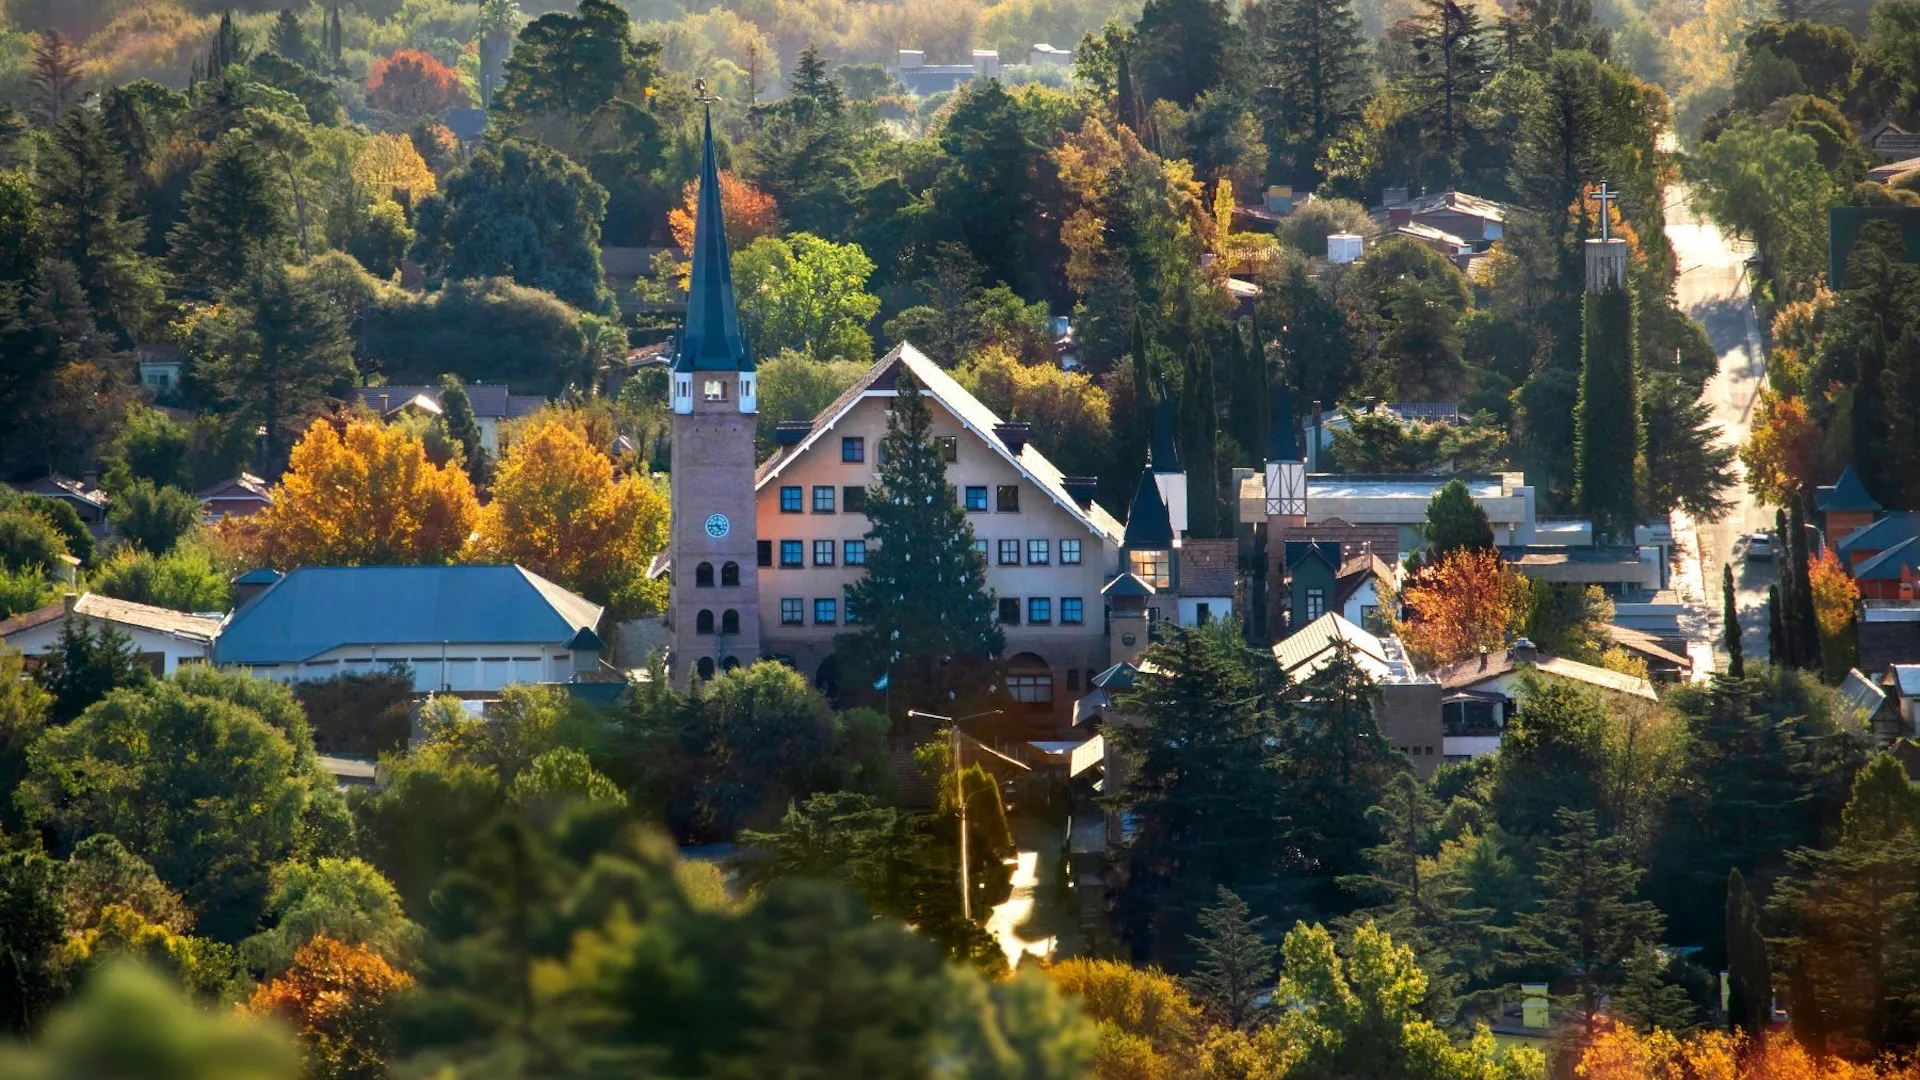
838, 373, 1003, 705
106, 480, 202, 555
90, 539, 231, 614
732, 232, 879, 362
1695, 124, 1836, 304
0, 849, 70, 1035
244, 857, 417, 974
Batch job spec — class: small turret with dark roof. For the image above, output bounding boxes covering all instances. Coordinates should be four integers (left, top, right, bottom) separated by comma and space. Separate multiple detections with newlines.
1124, 461, 1175, 550
675, 103, 752, 374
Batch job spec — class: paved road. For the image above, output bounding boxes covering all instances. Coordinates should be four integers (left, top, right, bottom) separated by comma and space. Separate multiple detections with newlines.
1663, 181, 1777, 664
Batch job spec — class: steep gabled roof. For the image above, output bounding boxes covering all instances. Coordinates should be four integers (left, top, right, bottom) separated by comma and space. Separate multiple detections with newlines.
674, 105, 752, 373
1285, 540, 1342, 573
754, 343, 1124, 544
211, 565, 602, 665
1123, 465, 1174, 550
11, 474, 107, 510
198, 474, 273, 503
1272, 611, 1392, 679
1816, 466, 1883, 513
1428, 649, 1657, 700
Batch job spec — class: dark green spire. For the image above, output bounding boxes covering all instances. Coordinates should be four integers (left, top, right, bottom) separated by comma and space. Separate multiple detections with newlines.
676, 101, 752, 373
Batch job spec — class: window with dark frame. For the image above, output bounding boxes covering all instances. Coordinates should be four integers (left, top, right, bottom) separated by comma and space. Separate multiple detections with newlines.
844, 540, 866, 565
814, 598, 837, 625
998, 539, 1020, 565
935, 435, 958, 462
812, 486, 835, 513
964, 486, 988, 512
780, 598, 803, 625
998, 598, 1020, 624
757, 540, 772, 567
1306, 588, 1326, 620
780, 540, 803, 568
813, 540, 835, 566
694, 562, 714, 587
779, 486, 802, 513
1061, 597, 1084, 625
1027, 539, 1050, 565
996, 485, 1019, 512
842, 436, 864, 462
1027, 597, 1051, 624
1060, 539, 1081, 565
972, 540, 988, 562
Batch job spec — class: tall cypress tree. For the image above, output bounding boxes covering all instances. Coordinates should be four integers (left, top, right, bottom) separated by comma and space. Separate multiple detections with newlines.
1723, 563, 1744, 679
1116, 45, 1140, 132
438, 373, 492, 485
1767, 584, 1785, 668
1573, 280, 1640, 543
1180, 341, 1220, 538
838, 372, 1004, 706
1226, 323, 1269, 463
1788, 499, 1822, 671
1725, 868, 1772, 1036
1775, 508, 1800, 667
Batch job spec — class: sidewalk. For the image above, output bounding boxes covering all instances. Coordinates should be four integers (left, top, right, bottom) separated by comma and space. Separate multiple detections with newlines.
1668, 509, 1718, 682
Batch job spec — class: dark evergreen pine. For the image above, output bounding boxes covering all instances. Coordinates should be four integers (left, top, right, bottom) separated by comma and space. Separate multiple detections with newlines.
328, 3, 343, 66
1418, 476, 1495, 560
1725, 868, 1772, 1036
269, 9, 314, 68
1108, 626, 1291, 965
1131, 0, 1235, 108
1257, 0, 1369, 184
1288, 644, 1407, 905
206, 11, 244, 76
1401, 0, 1494, 189
1573, 281, 1641, 543
1775, 509, 1800, 666
34, 107, 163, 344
1507, 807, 1666, 1036
1115, 44, 1140, 131
838, 372, 1004, 706
1184, 887, 1277, 1030
1179, 341, 1220, 538
32, 617, 150, 724
168, 133, 293, 297
1226, 322, 1269, 464
200, 262, 356, 475
27, 30, 81, 126
1723, 563, 1744, 679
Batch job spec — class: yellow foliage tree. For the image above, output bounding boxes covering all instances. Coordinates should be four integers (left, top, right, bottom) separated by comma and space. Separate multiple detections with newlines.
60, 904, 244, 1003
351, 132, 436, 203
1043, 958, 1207, 1080
223, 417, 479, 569
474, 414, 668, 617
1394, 548, 1532, 669
1576, 1023, 1917, 1080
248, 936, 414, 1080
1741, 392, 1822, 506
953, 346, 1113, 479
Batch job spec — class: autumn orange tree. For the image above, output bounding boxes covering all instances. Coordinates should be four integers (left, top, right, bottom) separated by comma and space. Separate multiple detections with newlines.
248, 936, 414, 1080
1741, 392, 1822, 507
1394, 548, 1532, 668
366, 49, 470, 120
667, 169, 779, 254
1808, 547, 1859, 678
473, 413, 668, 617
1576, 1022, 1920, 1079
223, 418, 479, 569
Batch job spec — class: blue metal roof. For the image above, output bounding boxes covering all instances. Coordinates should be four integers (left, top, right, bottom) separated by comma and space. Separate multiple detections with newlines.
1855, 536, 1920, 580
212, 565, 604, 665
1837, 513, 1920, 558
1816, 466, 1883, 513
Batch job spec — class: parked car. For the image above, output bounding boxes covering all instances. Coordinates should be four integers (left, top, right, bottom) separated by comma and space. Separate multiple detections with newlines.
1745, 532, 1776, 560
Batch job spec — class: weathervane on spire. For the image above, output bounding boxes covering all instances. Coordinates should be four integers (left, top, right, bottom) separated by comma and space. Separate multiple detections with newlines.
1588, 182, 1618, 242
693, 77, 716, 105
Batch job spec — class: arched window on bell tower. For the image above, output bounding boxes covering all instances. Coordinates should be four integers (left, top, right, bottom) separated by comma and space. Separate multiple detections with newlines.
721, 561, 739, 587
696, 610, 715, 634
695, 562, 714, 587
721, 610, 739, 634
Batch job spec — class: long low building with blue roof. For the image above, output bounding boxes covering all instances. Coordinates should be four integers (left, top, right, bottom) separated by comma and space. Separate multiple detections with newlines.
211, 564, 607, 695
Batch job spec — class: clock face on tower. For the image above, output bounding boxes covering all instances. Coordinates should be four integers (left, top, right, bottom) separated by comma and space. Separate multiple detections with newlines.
703, 513, 730, 539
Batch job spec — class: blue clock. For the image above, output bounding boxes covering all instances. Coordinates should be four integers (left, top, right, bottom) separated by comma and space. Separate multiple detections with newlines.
704, 513, 730, 538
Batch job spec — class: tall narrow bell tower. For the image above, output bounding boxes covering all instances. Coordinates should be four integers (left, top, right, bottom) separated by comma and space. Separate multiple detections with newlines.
668, 91, 760, 685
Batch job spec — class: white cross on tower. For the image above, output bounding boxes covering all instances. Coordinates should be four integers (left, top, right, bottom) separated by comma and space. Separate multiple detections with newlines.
1588, 182, 1618, 242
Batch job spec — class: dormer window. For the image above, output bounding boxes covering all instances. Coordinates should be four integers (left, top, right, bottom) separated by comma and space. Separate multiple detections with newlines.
704, 379, 728, 402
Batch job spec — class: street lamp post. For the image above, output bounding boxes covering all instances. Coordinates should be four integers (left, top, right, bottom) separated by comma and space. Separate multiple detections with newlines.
906, 708, 1001, 921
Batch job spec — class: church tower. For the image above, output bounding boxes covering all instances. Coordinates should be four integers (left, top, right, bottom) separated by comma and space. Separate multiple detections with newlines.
668, 97, 760, 685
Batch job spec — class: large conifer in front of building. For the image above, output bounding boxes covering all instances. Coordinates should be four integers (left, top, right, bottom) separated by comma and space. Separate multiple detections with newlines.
1573, 279, 1640, 542
839, 371, 1003, 706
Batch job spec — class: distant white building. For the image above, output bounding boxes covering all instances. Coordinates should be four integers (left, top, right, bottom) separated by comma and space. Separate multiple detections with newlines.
0, 593, 221, 675
888, 49, 1002, 95
1028, 43, 1072, 67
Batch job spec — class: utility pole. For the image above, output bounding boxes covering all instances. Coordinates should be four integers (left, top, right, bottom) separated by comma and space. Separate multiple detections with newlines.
908, 708, 1001, 922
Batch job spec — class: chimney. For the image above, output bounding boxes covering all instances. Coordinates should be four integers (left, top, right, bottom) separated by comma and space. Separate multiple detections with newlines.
1508, 637, 1539, 664
230, 568, 284, 610
994, 422, 1030, 455
63, 591, 78, 614
81, 469, 99, 489
774, 421, 811, 446
1062, 476, 1099, 506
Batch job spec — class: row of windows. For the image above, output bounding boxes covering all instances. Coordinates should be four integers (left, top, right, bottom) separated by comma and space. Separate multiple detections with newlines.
839, 435, 960, 464
691, 562, 741, 588
754, 538, 1083, 569
997, 597, 1084, 626
692, 610, 742, 635
962, 485, 1020, 513
778, 598, 857, 626
692, 656, 741, 679
779, 485, 869, 514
